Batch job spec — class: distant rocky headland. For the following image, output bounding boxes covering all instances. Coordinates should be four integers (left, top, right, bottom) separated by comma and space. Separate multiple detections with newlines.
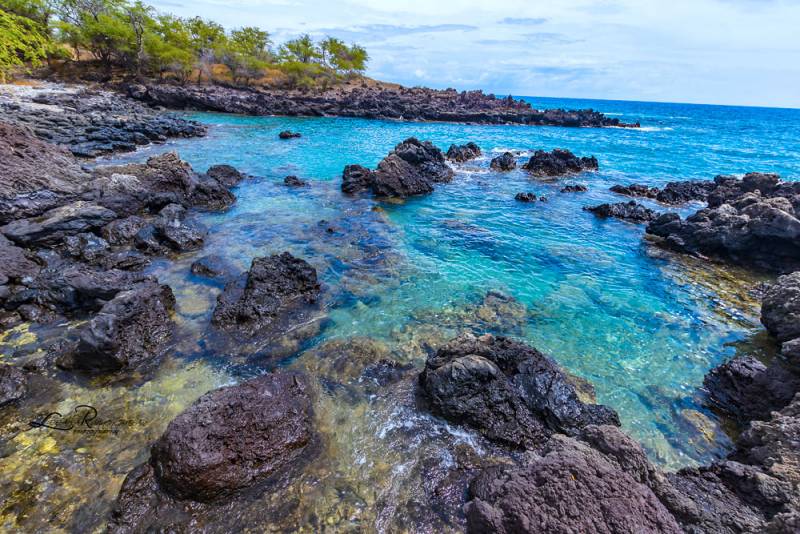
124, 82, 640, 128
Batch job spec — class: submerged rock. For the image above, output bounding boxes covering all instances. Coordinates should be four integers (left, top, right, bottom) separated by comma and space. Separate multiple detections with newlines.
212, 252, 321, 337
446, 142, 482, 162
465, 431, 683, 534
58, 282, 175, 371
585, 201, 658, 223
419, 333, 620, 448
522, 149, 598, 178
152, 204, 207, 252
279, 130, 301, 139
514, 192, 539, 203
560, 184, 587, 193
0, 365, 28, 407
284, 175, 307, 187
489, 152, 516, 171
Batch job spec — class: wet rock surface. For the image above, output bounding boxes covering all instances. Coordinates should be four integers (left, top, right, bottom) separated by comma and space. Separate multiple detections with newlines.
585, 201, 658, 223
560, 184, 587, 193
466, 431, 683, 534
211, 252, 322, 353
514, 192, 542, 203
57, 282, 175, 371
279, 130, 301, 139
110, 372, 316, 531
342, 137, 453, 198
489, 152, 516, 172
446, 142, 481, 162
283, 175, 307, 187
0, 365, 28, 407
129, 83, 640, 127
611, 180, 715, 205
646, 173, 800, 272
419, 333, 620, 448
522, 148, 598, 177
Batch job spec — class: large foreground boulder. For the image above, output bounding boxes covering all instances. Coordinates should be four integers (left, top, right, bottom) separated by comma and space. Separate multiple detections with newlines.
342, 138, 454, 198
419, 333, 619, 448
58, 282, 175, 371
465, 431, 683, 534
212, 252, 321, 336
110, 372, 316, 531
522, 149, 598, 178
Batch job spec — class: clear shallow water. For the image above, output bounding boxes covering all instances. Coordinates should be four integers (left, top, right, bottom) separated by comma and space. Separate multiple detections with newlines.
3, 97, 800, 531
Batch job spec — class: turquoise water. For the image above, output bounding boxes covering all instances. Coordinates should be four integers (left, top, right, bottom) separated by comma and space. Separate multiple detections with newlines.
104, 97, 800, 470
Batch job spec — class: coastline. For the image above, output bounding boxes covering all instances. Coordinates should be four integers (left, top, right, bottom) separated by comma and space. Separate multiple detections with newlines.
0, 79, 798, 532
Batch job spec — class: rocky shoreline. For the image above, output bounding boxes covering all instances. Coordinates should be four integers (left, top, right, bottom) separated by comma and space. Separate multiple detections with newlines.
1, 81, 799, 533
125, 82, 641, 128
0, 82, 206, 158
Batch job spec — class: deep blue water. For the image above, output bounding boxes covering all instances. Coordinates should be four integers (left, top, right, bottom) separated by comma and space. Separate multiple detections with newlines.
103, 97, 800, 468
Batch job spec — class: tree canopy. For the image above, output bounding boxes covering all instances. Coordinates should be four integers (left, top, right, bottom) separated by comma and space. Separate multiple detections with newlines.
0, 0, 369, 87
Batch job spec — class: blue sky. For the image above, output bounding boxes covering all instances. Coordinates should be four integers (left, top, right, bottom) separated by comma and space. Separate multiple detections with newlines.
150, 0, 800, 108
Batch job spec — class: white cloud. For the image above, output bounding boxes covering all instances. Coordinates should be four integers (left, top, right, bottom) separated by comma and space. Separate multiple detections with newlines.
148, 0, 800, 107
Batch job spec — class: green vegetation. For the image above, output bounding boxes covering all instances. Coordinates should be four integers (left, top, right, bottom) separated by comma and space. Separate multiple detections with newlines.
0, 0, 369, 87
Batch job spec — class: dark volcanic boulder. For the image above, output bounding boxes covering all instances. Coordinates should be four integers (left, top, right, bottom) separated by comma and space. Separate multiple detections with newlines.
150, 371, 314, 501
284, 175, 307, 187
341, 164, 375, 195
761, 272, 800, 342
58, 282, 175, 371
0, 201, 117, 247
704, 356, 800, 422
0, 365, 28, 407
343, 138, 453, 198
611, 181, 715, 205
489, 152, 516, 171
523, 149, 598, 178
646, 174, 800, 272
278, 130, 301, 139
419, 333, 619, 448
514, 192, 538, 203
585, 201, 658, 223
560, 184, 587, 193
188, 174, 236, 211
101, 216, 148, 246
611, 183, 660, 199
206, 164, 244, 188
0, 234, 39, 286
152, 204, 207, 252
190, 255, 232, 280
446, 142, 482, 162
0, 121, 89, 224
465, 433, 682, 534
212, 252, 320, 336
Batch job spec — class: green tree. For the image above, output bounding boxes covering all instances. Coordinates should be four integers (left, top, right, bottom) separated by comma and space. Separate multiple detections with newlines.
0, 5, 51, 81
280, 33, 319, 64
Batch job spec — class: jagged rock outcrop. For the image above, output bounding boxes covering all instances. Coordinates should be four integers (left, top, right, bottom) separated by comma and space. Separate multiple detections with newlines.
419, 333, 620, 448
761, 272, 800, 343
128, 83, 640, 128
1, 201, 118, 247
110, 372, 316, 531
585, 201, 658, 223
647, 173, 800, 272
57, 282, 175, 371
522, 149, 598, 177
489, 152, 516, 171
205, 164, 244, 188
466, 430, 683, 534
446, 142, 481, 162
212, 252, 321, 338
611, 180, 715, 205
0, 84, 205, 158
342, 138, 453, 198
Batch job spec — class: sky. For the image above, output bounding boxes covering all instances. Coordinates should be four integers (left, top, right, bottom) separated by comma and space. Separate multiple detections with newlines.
149, 0, 800, 108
